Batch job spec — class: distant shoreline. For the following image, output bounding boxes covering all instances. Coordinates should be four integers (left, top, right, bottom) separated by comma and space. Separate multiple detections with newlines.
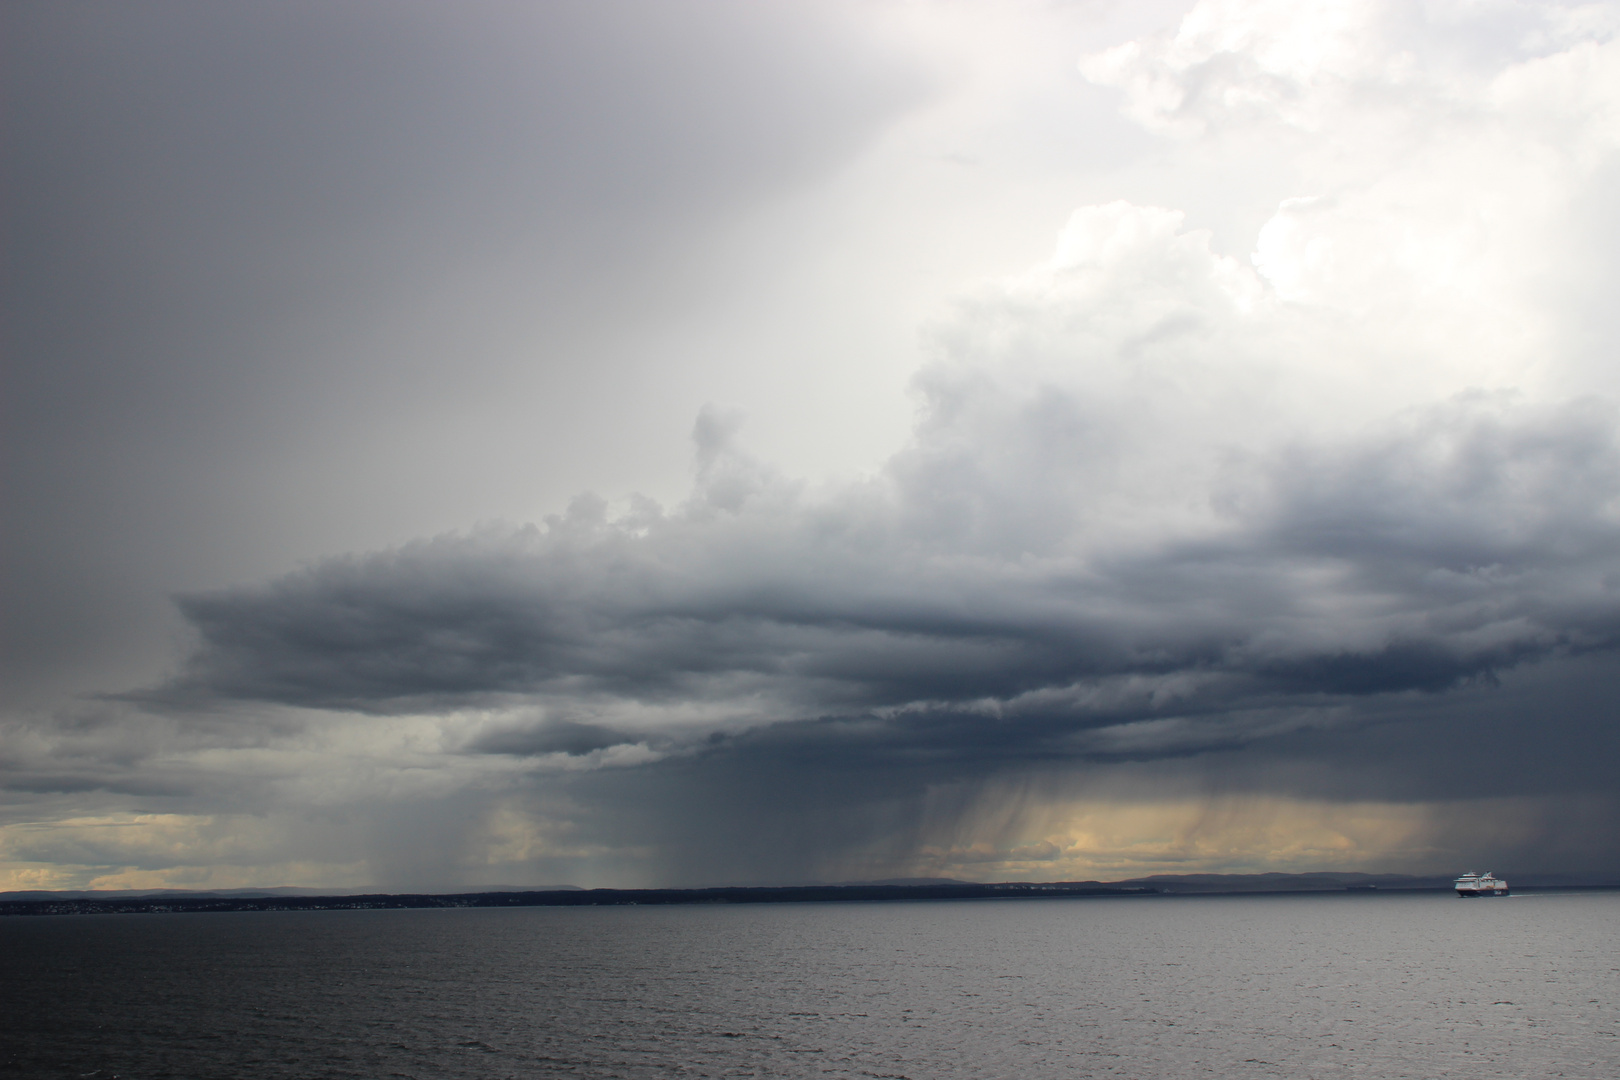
5, 875, 1618, 917
4, 882, 1144, 917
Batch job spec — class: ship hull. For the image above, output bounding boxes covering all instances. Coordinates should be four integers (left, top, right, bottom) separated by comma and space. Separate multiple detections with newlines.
1455, 887, 1509, 897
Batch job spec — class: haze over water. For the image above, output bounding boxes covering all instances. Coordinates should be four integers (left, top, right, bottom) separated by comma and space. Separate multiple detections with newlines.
5, 891, 1616, 1079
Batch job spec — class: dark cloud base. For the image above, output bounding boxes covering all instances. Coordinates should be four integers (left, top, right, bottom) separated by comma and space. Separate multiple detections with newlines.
146, 394, 1620, 730
537, 657, 1620, 888
100, 393, 1620, 882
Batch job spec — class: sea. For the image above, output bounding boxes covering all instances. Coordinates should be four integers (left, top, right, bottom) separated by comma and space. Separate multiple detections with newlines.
3, 889, 1616, 1079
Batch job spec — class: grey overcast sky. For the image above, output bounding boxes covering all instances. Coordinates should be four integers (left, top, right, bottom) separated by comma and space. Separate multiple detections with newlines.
5, 0, 1620, 892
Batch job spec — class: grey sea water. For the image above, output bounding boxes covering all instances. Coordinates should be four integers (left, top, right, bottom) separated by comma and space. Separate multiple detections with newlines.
3, 890, 1616, 1079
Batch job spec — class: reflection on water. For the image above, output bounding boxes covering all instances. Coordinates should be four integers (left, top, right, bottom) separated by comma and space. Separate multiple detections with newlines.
3, 890, 1616, 1078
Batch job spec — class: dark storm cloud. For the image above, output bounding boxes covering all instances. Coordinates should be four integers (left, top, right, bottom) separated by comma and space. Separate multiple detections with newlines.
13, 0, 1620, 891
144, 391, 1620, 776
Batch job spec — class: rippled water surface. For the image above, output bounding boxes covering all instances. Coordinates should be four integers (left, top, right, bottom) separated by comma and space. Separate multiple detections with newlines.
4, 890, 1617, 1078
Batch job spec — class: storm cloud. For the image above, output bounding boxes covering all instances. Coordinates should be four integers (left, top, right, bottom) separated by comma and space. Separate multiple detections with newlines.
152, 385, 1620, 756
8, 0, 1620, 890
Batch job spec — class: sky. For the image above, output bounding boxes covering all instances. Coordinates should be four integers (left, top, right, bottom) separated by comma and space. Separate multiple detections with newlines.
5, 0, 1620, 892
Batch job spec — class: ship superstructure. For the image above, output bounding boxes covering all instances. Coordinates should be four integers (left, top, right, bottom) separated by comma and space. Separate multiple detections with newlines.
1454, 870, 1509, 897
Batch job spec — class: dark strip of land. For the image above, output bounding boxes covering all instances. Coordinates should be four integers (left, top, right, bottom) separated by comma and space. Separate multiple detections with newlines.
6, 874, 1615, 916
2, 882, 1150, 916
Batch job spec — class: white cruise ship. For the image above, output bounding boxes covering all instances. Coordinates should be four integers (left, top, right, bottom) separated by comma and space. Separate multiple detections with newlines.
1454, 870, 1509, 897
